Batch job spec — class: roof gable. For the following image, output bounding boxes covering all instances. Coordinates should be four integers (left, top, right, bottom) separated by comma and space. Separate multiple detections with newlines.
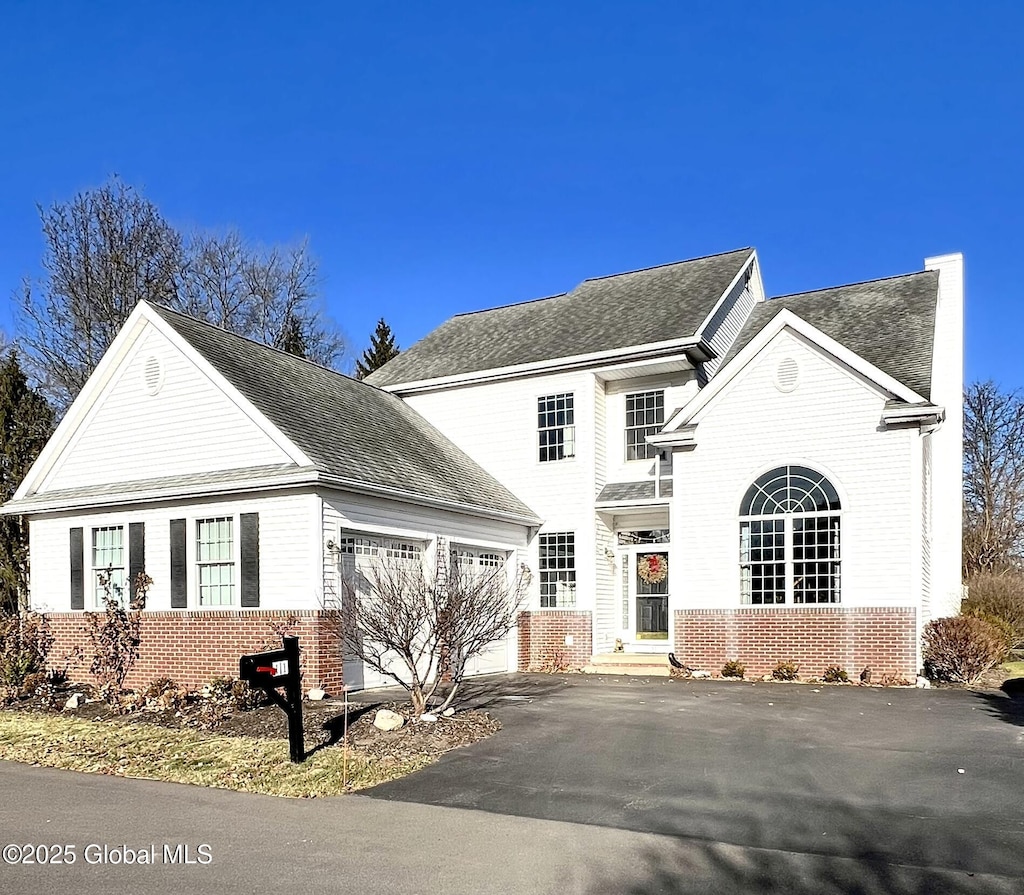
367, 248, 754, 387
33, 323, 300, 496
719, 270, 939, 399
652, 309, 929, 445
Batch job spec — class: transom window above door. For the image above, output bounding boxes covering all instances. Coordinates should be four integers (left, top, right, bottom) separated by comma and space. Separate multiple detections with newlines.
616, 529, 670, 545
625, 390, 665, 461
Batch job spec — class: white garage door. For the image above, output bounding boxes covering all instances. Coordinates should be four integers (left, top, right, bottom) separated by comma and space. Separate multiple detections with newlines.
452, 547, 512, 677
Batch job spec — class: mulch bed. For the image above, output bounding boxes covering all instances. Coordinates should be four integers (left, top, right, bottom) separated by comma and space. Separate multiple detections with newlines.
3, 684, 501, 767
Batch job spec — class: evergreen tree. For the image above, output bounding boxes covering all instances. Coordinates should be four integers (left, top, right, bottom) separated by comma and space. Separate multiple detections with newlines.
355, 318, 400, 379
0, 352, 55, 614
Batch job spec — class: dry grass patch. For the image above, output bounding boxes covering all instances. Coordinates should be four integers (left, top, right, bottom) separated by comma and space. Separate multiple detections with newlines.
0, 712, 430, 797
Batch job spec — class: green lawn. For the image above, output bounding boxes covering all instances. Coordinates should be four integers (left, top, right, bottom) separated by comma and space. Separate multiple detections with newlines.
999, 660, 1024, 678
0, 712, 429, 797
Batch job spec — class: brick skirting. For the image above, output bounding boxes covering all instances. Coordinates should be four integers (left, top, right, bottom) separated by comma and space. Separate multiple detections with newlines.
673, 607, 918, 678
517, 610, 592, 671
43, 610, 345, 694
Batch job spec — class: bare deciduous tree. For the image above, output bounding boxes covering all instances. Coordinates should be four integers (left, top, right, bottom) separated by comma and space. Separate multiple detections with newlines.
17, 177, 346, 413
18, 179, 182, 410
323, 544, 530, 716
963, 381, 1024, 576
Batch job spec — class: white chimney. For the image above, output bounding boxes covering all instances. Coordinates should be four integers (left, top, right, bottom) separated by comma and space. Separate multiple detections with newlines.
924, 253, 964, 618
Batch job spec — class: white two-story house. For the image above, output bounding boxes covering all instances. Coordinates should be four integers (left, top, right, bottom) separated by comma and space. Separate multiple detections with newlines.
368, 247, 963, 678
3, 246, 963, 687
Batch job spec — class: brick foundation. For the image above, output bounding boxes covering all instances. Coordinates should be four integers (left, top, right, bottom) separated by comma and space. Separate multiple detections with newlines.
673, 607, 918, 678
44, 610, 345, 694
518, 611, 592, 671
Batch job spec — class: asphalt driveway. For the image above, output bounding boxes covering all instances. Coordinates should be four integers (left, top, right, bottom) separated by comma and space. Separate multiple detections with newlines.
364, 674, 1024, 888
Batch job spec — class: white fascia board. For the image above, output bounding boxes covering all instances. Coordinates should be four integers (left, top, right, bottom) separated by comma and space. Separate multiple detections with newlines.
16, 303, 154, 500
2, 468, 322, 516
693, 249, 759, 339
378, 337, 706, 395
653, 309, 926, 444
881, 404, 945, 426
594, 497, 672, 510
317, 474, 542, 528
142, 304, 312, 466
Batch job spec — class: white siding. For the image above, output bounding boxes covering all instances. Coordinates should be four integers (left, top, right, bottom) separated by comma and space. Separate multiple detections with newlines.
594, 379, 608, 492
700, 274, 759, 382
921, 433, 933, 624
672, 330, 917, 610
41, 325, 293, 493
603, 373, 697, 486
593, 513, 615, 652
403, 371, 597, 614
29, 491, 319, 613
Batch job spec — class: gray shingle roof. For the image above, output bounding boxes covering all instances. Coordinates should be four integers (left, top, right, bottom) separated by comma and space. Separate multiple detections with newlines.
595, 480, 674, 503
147, 305, 539, 523
719, 271, 939, 399
367, 248, 754, 387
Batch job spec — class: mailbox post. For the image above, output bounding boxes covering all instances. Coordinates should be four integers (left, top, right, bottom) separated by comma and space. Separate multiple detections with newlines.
239, 635, 304, 763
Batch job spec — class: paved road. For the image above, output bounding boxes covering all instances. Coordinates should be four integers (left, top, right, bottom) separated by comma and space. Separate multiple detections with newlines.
1, 675, 1022, 894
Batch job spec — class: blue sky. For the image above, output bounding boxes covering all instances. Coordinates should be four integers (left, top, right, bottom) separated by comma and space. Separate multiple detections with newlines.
1, 2, 1021, 386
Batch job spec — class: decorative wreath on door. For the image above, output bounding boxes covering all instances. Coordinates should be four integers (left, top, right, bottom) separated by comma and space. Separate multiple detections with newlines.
637, 553, 668, 585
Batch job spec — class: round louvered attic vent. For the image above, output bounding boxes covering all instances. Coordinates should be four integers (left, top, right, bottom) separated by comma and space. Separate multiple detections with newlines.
142, 355, 164, 396
774, 357, 799, 393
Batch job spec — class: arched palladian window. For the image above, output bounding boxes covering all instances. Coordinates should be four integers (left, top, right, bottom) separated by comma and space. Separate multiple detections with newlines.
739, 466, 841, 605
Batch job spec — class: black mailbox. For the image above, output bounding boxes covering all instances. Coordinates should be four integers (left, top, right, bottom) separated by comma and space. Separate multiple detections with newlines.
239, 635, 305, 763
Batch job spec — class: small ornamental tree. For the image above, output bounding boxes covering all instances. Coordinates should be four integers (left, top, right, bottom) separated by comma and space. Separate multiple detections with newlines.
324, 543, 529, 715
86, 570, 152, 701
354, 318, 400, 379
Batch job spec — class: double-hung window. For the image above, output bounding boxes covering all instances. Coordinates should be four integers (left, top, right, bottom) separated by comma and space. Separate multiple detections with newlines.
91, 526, 125, 607
539, 532, 576, 607
197, 517, 235, 606
625, 390, 665, 461
538, 393, 575, 462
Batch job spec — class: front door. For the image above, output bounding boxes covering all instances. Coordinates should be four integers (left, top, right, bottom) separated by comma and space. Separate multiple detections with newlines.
634, 550, 669, 640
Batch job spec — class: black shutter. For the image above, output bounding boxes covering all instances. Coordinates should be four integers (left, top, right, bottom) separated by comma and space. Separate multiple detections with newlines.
170, 518, 187, 608
129, 522, 145, 605
69, 527, 84, 610
240, 513, 260, 608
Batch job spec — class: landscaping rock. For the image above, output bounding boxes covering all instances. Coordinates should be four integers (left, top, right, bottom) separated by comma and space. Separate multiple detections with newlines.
419, 712, 438, 723
915, 676, 931, 689
373, 709, 405, 731
63, 693, 83, 711
691, 670, 712, 679
306, 688, 327, 701
442, 707, 456, 717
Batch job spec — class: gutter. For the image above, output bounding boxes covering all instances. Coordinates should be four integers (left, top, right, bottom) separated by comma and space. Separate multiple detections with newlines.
379, 337, 715, 395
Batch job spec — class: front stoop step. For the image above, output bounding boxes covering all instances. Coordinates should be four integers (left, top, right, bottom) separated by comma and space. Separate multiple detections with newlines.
582, 652, 671, 677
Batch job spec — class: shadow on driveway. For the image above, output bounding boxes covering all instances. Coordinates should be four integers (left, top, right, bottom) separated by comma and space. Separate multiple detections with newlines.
364, 674, 1024, 888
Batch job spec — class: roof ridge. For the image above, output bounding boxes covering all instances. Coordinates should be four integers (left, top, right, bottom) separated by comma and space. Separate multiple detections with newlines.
451, 292, 568, 319
146, 300, 365, 385
447, 247, 753, 320
767, 269, 937, 302
580, 247, 753, 284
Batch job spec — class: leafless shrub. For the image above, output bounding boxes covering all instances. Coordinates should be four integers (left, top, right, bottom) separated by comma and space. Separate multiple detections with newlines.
0, 611, 53, 700
962, 571, 1024, 649
322, 545, 530, 716
923, 616, 1007, 684
85, 570, 151, 702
